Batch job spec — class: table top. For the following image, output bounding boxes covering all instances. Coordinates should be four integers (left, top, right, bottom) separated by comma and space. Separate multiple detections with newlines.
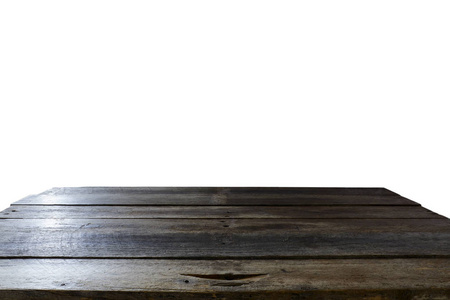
1, 187, 449, 299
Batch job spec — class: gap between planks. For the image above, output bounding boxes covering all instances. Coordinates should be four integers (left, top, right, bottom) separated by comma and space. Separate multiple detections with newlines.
2, 254, 449, 260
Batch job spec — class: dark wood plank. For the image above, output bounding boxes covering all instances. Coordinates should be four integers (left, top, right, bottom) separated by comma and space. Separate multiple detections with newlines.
13, 192, 418, 206
1, 205, 441, 219
0, 259, 449, 299
1, 187, 449, 299
0, 218, 449, 258
43, 186, 400, 196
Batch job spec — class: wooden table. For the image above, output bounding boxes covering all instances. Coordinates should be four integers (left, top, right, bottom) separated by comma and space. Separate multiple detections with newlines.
1, 187, 449, 299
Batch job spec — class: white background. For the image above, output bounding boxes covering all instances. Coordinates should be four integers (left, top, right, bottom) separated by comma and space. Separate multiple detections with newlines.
0, 0, 449, 217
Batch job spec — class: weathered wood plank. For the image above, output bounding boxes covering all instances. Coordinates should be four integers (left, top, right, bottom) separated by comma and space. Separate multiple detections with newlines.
1, 187, 449, 299
13, 193, 418, 206
0, 218, 449, 258
43, 186, 400, 196
1, 205, 441, 219
0, 259, 449, 299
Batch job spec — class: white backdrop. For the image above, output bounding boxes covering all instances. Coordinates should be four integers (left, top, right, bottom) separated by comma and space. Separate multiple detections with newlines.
0, 1, 449, 217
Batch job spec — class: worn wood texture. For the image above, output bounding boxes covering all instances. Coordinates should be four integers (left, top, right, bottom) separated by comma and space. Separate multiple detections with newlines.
0, 187, 449, 299
14, 192, 417, 206
0, 218, 449, 258
0, 259, 449, 299
31, 186, 402, 196
1, 205, 442, 219
13, 187, 411, 206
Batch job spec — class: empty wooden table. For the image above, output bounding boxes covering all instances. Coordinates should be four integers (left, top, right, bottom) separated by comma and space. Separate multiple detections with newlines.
0, 187, 449, 299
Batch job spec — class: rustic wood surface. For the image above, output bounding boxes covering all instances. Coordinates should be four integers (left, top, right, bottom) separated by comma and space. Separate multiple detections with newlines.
1, 218, 449, 258
0, 259, 449, 299
32, 186, 402, 196
0, 187, 449, 299
2, 205, 442, 219
14, 187, 417, 206
14, 193, 418, 206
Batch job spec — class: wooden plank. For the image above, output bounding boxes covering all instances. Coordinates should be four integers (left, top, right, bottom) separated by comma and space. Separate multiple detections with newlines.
1, 205, 442, 219
43, 186, 400, 196
0, 259, 449, 299
0, 218, 449, 258
13, 193, 418, 206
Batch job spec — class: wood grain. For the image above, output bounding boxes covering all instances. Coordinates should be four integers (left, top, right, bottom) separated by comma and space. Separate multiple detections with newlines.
1, 187, 449, 299
0, 259, 449, 299
13, 193, 417, 206
0, 218, 449, 258
1, 205, 441, 219
40, 186, 401, 196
